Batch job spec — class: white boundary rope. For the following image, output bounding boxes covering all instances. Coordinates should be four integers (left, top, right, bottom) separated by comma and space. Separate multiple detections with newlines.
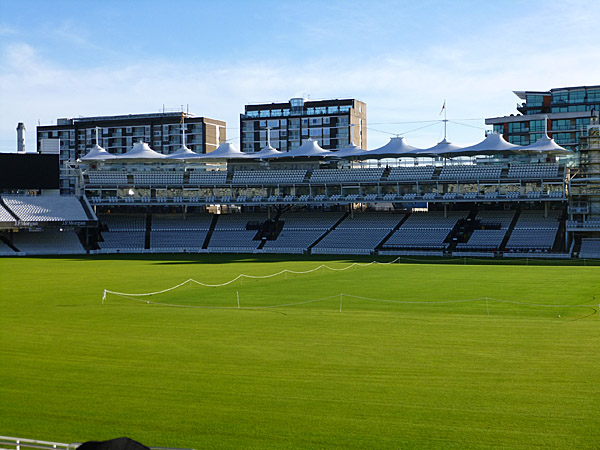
102, 257, 402, 301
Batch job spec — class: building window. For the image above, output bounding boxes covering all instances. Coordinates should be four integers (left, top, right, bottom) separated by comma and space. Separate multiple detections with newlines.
530, 120, 545, 132
268, 119, 279, 128
569, 90, 585, 104
526, 94, 544, 107
323, 117, 330, 125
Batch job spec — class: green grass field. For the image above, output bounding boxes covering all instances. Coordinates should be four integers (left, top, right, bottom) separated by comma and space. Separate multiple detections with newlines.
1, 255, 600, 449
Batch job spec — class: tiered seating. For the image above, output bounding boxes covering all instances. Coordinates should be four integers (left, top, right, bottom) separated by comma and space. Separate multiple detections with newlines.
309, 168, 384, 183
100, 214, 146, 231
133, 172, 184, 185
456, 210, 514, 251
387, 166, 435, 181
87, 171, 128, 184
0, 240, 15, 255
11, 230, 85, 254
505, 210, 561, 252
579, 238, 600, 259
98, 232, 145, 251
188, 171, 228, 185
207, 213, 264, 252
98, 213, 146, 251
439, 165, 502, 180
383, 211, 466, 250
232, 170, 306, 184
263, 212, 344, 253
312, 213, 404, 255
150, 214, 213, 251
2, 195, 89, 222
0, 204, 15, 223
507, 164, 559, 179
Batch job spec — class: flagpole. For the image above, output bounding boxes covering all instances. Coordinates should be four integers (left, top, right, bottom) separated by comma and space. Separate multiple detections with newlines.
439, 100, 448, 167
439, 100, 447, 141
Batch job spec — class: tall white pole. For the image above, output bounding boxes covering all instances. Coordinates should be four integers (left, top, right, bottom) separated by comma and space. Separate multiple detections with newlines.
181, 116, 186, 147
237, 291, 240, 309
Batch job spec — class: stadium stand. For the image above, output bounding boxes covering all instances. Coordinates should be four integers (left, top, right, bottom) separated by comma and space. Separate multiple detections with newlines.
309, 168, 384, 183
455, 210, 514, 251
312, 213, 404, 255
0, 203, 15, 223
188, 171, 228, 185
232, 170, 307, 184
263, 211, 344, 254
150, 214, 212, 251
10, 230, 85, 254
207, 213, 265, 252
98, 213, 146, 252
0, 239, 15, 255
382, 211, 467, 250
87, 171, 128, 185
133, 172, 184, 185
439, 165, 502, 180
387, 166, 435, 181
507, 163, 559, 179
505, 210, 561, 252
2, 195, 89, 222
578, 238, 600, 259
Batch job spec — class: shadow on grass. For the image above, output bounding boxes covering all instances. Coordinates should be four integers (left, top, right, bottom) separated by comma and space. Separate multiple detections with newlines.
8, 253, 600, 267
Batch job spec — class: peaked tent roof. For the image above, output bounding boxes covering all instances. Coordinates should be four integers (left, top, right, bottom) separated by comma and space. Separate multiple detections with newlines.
415, 138, 463, 157
333, 142, 369, 159
79, 144, 117, 161
456, 133, 520, 156
513, 134, 573, 155
247, 144, 284, 159
199, 142, 248, 160
275, 139, 335, 158
165, 144, 199, 159
118, 141, 167, 160
365, 137, 420, 159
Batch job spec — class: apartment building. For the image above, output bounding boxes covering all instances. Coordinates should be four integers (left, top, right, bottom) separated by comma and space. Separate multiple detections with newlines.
240, 98, 366, 153
485, 85, 600, 151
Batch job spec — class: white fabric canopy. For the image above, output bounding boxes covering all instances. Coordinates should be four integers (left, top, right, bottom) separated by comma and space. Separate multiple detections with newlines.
275, 139, 334, 158
199, 142, 248, 160
414, 138, 463, 157
79, 144, 116, 161
119, 141, 167, 160
247, 144, 284, 159
513, 134, 573, 155
333, 143, 369, 159
365, 137, 420, 159
456, 133, 520, 156
165, 145, 199, 159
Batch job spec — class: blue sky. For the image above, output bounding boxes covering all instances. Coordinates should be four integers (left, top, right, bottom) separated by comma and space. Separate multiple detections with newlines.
1, 0, 599, 152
